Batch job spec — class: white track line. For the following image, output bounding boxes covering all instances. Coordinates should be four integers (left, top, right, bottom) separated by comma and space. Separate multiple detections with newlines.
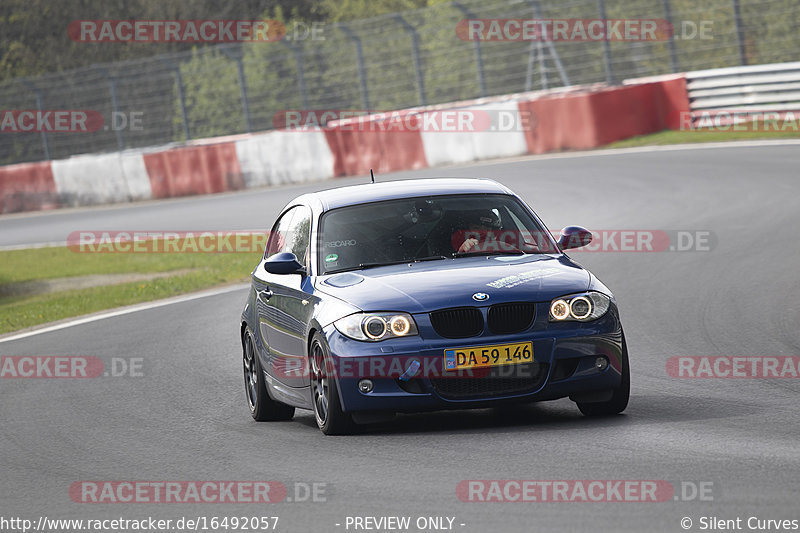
0, 241, 66, 251
0, 283, 249, 344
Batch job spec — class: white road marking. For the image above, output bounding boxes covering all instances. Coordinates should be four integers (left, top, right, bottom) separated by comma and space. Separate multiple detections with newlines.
0, 283, 249, 344
0, 241, 65, 251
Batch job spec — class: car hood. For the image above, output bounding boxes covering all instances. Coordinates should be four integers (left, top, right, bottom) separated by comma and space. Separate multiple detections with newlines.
315, 254, 591, 313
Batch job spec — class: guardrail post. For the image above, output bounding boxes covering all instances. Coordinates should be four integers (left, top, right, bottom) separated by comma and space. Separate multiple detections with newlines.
160, 59, 191, 140
596, 0, 615, 85
452, 2, 487, 98
98, 68, 126, 150
662, 0, 679, 73
220, 46, 252, 133
280, 41, 310, 111
340, 25, 371, 110
732, 0, 748, 66
393, 14, 427, 106
22, 79, 51, 160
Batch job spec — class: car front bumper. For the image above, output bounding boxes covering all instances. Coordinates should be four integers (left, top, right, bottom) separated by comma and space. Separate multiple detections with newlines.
325, 303, 624, 413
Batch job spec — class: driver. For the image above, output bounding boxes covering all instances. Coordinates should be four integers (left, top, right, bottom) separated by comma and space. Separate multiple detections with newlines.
456, 209, 501, 253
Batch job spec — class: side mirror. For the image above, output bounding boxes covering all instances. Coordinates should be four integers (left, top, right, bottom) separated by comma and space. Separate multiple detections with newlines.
557, 226, 592, 251
264, 252, 306, 275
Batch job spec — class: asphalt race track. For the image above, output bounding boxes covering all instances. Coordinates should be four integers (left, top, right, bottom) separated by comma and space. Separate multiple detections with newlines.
1, 142, 799, 532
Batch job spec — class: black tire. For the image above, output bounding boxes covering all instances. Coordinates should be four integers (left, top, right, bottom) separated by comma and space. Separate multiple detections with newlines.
309, 331, 354, 435
577, 333, 630, 417
243, 329, 295, 421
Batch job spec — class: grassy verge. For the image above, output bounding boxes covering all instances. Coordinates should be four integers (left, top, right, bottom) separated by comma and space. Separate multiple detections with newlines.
606, 121, 800, 148
0, 245, 258, 335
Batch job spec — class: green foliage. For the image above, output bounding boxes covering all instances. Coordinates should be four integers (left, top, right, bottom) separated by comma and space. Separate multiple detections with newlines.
0, 0, 326, 81
1, 0, 799, 163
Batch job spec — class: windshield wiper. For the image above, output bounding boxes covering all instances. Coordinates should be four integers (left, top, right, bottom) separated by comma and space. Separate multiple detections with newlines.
326, 255, 449, 274
452, 249, 528, 258
358, 255, 450, 269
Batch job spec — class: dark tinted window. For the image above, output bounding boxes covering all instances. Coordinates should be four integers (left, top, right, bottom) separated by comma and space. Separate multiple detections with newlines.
318, 194, 555, 274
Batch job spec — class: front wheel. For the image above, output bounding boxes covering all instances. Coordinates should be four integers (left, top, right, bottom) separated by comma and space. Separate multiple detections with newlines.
243, 330, 295, 421
576, 333, 630, 417
310, 332, 354, 435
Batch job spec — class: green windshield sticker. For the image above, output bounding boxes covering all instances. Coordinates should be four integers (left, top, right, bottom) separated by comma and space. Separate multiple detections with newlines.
325, 253, 338, 262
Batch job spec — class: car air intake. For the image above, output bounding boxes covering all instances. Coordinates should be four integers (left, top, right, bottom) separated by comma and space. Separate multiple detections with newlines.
429, 307, 483, 338
431, 363, 548, 400
487, 302, 536, 334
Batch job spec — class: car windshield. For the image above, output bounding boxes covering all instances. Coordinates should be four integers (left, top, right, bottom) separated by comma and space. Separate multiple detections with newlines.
318, 193, 557, 274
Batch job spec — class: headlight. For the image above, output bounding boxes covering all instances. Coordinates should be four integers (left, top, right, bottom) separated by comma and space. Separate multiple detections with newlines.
334, 312, 419, 342
549, 292, 611, 322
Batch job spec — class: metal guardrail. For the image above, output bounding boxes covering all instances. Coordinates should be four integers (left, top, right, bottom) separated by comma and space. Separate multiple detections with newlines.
687, 61, 800, 112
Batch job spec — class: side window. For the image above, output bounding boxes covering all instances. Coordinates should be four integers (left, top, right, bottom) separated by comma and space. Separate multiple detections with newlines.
284, 206, 311, 267
264, 206, 312, 267
265, 207, 298, 258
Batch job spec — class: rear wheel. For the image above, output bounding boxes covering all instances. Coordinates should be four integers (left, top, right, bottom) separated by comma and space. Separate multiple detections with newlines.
243, 330, 295, 421
310, 332, 354, 435
577, 334, 630, 417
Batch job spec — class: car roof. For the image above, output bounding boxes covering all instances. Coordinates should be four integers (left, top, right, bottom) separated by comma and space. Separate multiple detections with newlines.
294, 178, 512, 212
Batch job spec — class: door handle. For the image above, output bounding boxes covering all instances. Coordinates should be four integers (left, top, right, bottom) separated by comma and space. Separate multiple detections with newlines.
257, 289, 274, 301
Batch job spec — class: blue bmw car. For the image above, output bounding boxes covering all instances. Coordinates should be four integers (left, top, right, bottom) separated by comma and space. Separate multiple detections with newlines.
241, 178, 628, 434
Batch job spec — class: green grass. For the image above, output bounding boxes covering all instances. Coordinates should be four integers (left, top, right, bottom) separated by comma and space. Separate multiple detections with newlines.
606, 121, 800, 149
0, 245, 258, 335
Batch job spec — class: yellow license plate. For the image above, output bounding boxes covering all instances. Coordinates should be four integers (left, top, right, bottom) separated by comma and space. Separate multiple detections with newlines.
444, 341, 533, 371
